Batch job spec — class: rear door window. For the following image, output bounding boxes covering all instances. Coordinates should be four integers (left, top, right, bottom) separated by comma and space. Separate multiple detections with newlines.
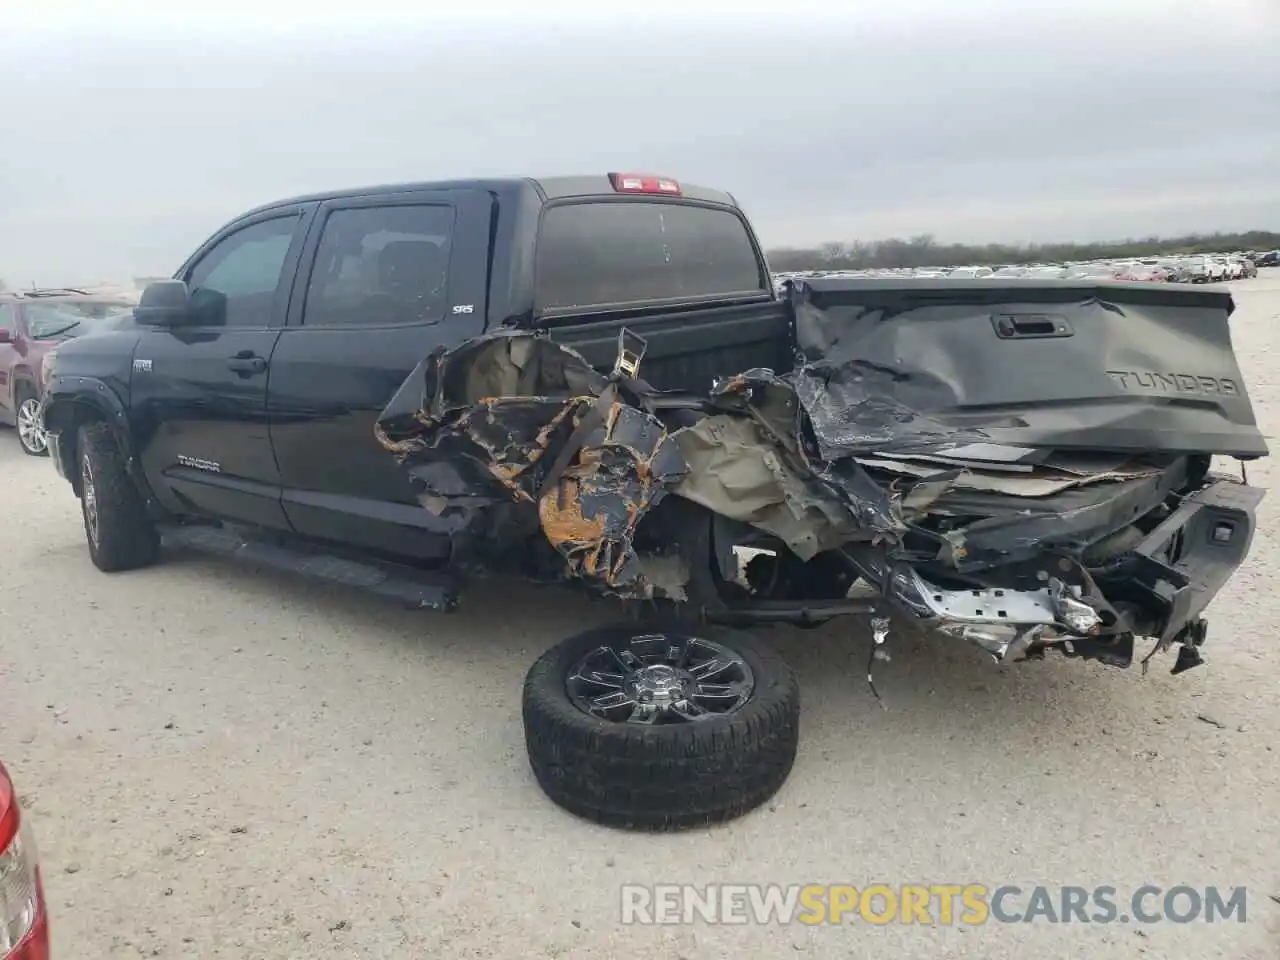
302, 204, 455, 327
534, 201, 766, 312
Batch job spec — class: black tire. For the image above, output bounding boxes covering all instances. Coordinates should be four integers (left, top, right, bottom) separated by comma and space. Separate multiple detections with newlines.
77, 422, 160, 572
522, 622, 799, 830
14, 385, 48, 457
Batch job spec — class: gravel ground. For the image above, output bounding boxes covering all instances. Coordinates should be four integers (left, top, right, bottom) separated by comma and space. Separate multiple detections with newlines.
3, 276, 1279, 959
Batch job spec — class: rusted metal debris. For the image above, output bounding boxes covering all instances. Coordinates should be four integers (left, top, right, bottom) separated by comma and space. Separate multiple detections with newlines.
375, 331, 687, 598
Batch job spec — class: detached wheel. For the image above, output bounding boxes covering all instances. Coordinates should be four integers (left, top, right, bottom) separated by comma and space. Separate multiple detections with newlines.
522, 623, 799, 830
15, 389, 48, 457
77, 422, 160, 572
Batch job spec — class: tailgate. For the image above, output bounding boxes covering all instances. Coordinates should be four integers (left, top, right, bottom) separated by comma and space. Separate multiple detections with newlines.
547, 300, 792, 394
791, 278, 1269, 458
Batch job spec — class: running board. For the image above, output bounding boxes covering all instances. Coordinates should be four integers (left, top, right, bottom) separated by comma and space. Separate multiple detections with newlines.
159, 525, 460, 612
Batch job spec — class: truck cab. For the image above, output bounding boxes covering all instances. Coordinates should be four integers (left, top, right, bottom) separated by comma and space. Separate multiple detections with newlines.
41, 174, 791, 563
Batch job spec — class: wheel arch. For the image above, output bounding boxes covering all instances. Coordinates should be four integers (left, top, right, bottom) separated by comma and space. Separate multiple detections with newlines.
42, 389, 127, 495
12, 375, 40, 401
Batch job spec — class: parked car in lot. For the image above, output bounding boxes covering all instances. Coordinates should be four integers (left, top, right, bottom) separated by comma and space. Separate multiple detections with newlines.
1162, 259, 1197, 283
1113, 261, 1169, 282
1183, 257, 1225, 283
40, 172, 1269, 830
1063, 263, 1118, 281
0, 761, 49, 959
773, 248, 1269, 287
0, 289, 137, 456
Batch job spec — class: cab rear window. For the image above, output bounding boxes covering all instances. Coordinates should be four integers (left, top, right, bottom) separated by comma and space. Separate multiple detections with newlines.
534, 200, 767, 312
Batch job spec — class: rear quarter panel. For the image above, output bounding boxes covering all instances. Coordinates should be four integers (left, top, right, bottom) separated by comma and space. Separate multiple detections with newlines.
13, 339, 53, 397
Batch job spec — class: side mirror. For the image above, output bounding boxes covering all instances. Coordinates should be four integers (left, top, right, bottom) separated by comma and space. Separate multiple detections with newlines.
0, 329, 12, 345
134, 280, 193, 327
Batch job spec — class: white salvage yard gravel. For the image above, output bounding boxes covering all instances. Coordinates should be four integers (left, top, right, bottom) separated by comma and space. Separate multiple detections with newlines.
2, 277, 1279, 959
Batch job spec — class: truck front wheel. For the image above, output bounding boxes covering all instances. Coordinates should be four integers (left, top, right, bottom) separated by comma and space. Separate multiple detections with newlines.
77, 423, 160, 572
522, 622, 800, 830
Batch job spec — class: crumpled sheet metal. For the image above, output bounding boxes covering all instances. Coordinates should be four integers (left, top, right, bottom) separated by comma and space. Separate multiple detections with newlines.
673, 368, 906, 558
786, 277, 1267, 460
674, 414, 862, 561
538, 399, 688, 592
789, 284, 996, 460
375, 331, 687, 597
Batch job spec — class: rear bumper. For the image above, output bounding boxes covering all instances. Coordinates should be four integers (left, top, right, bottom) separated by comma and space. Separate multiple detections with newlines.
1115, 478, 1262, 643
850, 478, 1263, 669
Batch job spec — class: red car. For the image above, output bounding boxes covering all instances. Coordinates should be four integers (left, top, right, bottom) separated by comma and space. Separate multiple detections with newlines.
0, 761, 49, 958
0, 290, 137, 456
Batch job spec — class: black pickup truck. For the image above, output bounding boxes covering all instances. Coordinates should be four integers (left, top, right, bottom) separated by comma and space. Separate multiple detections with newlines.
41, 173, 1268, 830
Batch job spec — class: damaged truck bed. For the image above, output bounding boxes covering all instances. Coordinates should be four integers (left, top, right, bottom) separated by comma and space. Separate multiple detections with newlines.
376, 277, 1267, 674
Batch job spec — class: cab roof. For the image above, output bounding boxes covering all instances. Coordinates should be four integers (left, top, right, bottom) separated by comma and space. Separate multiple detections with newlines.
239, 175, 740, 219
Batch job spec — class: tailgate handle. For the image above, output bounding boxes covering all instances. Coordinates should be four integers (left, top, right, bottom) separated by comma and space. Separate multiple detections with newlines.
991, 313, 1074, 339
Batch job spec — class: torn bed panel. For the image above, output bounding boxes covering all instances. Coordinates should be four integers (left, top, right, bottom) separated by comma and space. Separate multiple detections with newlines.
934, 458, 1192, 571
376, 331, 688, 598
372, 310, 1263, 672
673, 414, 870, 561
787, 278, 1269, 460
538, 399, 688, 593
854, 453, 1164, 497
697, 368, 906, 542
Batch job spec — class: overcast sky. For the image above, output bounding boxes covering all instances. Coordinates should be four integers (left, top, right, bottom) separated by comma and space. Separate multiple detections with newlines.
1, 0, 1277, 285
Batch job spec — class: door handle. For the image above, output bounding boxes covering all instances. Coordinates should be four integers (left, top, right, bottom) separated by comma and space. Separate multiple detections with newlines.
227, 352, 267, 375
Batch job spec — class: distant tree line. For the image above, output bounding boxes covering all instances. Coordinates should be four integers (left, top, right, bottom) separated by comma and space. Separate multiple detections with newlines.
766, 230, 1280, 272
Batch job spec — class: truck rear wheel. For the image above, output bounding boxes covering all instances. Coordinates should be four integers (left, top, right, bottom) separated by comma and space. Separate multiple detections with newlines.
77, 422, 160, 572
522, 622, 799, 830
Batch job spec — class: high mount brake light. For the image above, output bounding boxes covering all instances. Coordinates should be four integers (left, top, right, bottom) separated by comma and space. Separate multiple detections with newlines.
0, 763, 49, 960
607, 173, 682, 196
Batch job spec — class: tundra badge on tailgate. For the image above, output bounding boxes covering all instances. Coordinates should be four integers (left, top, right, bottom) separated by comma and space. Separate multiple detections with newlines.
1106, 370, 1239, 396
133, 358, 153, 373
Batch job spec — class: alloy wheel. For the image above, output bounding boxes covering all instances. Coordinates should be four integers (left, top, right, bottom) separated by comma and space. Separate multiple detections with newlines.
81, 454, 100, 546
16, 398, 47, 455
567, 631, 755, 725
